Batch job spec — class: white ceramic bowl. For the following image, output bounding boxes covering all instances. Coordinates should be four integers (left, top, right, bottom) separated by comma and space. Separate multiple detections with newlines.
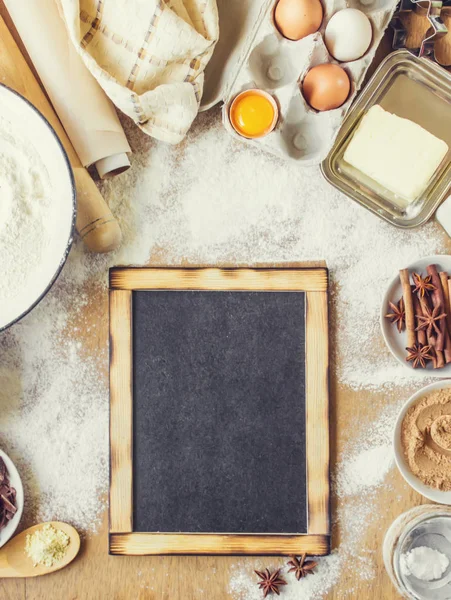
394, 380, 451, 504
0, 449, 24, 548
0, 84, 76, 332
381, 255, 451, 377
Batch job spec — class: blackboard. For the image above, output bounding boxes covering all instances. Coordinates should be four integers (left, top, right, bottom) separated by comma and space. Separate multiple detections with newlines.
133, 290, 307, 534
109, 268, 330, 556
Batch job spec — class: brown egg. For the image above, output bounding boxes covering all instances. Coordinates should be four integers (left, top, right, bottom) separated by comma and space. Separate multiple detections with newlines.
302, 64, 351, 111
274, 0, 323, 41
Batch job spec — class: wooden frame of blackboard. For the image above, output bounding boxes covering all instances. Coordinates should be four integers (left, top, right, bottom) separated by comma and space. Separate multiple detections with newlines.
109, 267, 330, 556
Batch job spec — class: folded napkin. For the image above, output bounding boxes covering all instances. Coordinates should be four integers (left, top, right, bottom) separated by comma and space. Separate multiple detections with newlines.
60, 0, 219, 144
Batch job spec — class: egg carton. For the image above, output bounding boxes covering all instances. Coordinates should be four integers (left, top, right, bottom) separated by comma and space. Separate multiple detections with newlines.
218, 0, 399, 166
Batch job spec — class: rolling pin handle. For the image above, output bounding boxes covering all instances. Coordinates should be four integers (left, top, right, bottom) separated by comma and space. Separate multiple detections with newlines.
73, 167, 122, 253
436, 196, 451, 239
79, 218, 122, 253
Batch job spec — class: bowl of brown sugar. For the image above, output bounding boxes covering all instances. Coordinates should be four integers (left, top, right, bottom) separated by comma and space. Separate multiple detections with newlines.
395, 380, 451, 504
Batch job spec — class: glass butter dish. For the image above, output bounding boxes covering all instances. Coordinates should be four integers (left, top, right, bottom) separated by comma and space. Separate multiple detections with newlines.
321, 50, 451, 230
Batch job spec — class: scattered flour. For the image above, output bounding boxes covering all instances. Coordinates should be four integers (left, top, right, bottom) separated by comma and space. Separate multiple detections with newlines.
336, 444, 394, 497
0, 108, 446, 597
335, 402, 400, 498
230, 554, 341, 600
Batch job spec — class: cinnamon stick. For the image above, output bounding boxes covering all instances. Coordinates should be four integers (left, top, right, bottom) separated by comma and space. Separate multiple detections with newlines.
443, 272, 451, 336
432, 341, 445, 369
448, 279, 451, 318
400, 268, 416, 348
418, 294, 439, 368
427, 264, 450, 358
439, 272, 451, 364
412, 288, 427, 346
444, 338, 451, 364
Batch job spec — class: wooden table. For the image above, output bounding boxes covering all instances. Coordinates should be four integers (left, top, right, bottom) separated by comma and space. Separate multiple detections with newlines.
1, 4, 451, 599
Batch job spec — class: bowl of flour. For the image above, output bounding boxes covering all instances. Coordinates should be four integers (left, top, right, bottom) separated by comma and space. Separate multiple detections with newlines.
0, 84, 75, 331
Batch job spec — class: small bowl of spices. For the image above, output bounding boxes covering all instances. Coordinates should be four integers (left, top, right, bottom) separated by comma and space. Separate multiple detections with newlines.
0, 449, 24, 548
381, 256, 451, 376
394, 380, 451, 504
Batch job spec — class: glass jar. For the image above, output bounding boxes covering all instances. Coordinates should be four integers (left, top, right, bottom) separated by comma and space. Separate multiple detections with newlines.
384, 505, 451, 599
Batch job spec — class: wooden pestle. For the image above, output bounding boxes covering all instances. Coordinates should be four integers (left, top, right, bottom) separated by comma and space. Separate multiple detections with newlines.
0, 15, 122, 253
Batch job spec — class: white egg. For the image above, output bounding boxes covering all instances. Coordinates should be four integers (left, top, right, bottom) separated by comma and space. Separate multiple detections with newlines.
325, 9, 372, 62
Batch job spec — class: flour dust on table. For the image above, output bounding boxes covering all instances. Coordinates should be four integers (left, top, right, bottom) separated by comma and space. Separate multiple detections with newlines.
0, 109, 444, 565
334, 401, 400, 498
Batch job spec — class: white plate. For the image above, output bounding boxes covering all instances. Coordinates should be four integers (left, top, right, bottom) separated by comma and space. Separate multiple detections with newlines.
0, 449, 24, 548
394, 380, 451, 504
380, 255, 451, 377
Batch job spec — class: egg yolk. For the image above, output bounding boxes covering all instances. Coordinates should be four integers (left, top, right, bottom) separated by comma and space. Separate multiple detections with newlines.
230, 93, 276, 138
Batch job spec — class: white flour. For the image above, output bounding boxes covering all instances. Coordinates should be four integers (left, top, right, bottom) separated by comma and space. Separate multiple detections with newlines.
401, 546, 449, 581
0, 109, 446, 594
336, 444, 394, 497
0, 113, 72, 330
334, 402, 400, 499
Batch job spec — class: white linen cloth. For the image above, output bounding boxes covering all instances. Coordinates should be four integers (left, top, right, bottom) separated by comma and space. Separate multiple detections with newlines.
60, 0, 219, 144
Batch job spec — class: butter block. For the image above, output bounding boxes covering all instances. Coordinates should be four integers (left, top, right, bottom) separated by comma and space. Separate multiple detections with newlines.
344, 105, 448, 205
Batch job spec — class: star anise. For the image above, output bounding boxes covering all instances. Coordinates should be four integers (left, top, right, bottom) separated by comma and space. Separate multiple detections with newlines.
385, 298, 405, 333
254, 569, 287, 597
287, 554, 318, 580
406, 344, 434, 368
412, 272, 436, 298
415, 305, 446, 337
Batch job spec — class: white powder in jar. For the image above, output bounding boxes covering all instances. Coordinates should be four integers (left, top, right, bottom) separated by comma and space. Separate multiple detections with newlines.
401, 546, 449, 581
0, 112, 72, 329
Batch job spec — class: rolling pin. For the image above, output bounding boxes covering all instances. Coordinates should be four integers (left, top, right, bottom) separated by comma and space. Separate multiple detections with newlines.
0, 14, 122, 253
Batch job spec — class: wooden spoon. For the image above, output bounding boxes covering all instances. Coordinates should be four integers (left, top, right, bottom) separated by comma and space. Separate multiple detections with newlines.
0, 521, 80, 577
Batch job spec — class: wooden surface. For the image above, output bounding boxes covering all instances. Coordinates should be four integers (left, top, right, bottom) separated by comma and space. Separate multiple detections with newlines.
2, 3, 451, 599
109, 533, 330, 556
305, 290, 330, 536
109, 266, 328, 291
109, 268, 329, 555
109, 290, 133, 534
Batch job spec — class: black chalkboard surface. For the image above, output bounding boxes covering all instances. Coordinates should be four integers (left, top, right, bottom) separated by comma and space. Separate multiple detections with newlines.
109, 267, 330, 556
133, 290, 307, 534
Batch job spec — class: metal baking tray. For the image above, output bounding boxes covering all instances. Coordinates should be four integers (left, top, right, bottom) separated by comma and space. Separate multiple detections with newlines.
321, 49, 451, 228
